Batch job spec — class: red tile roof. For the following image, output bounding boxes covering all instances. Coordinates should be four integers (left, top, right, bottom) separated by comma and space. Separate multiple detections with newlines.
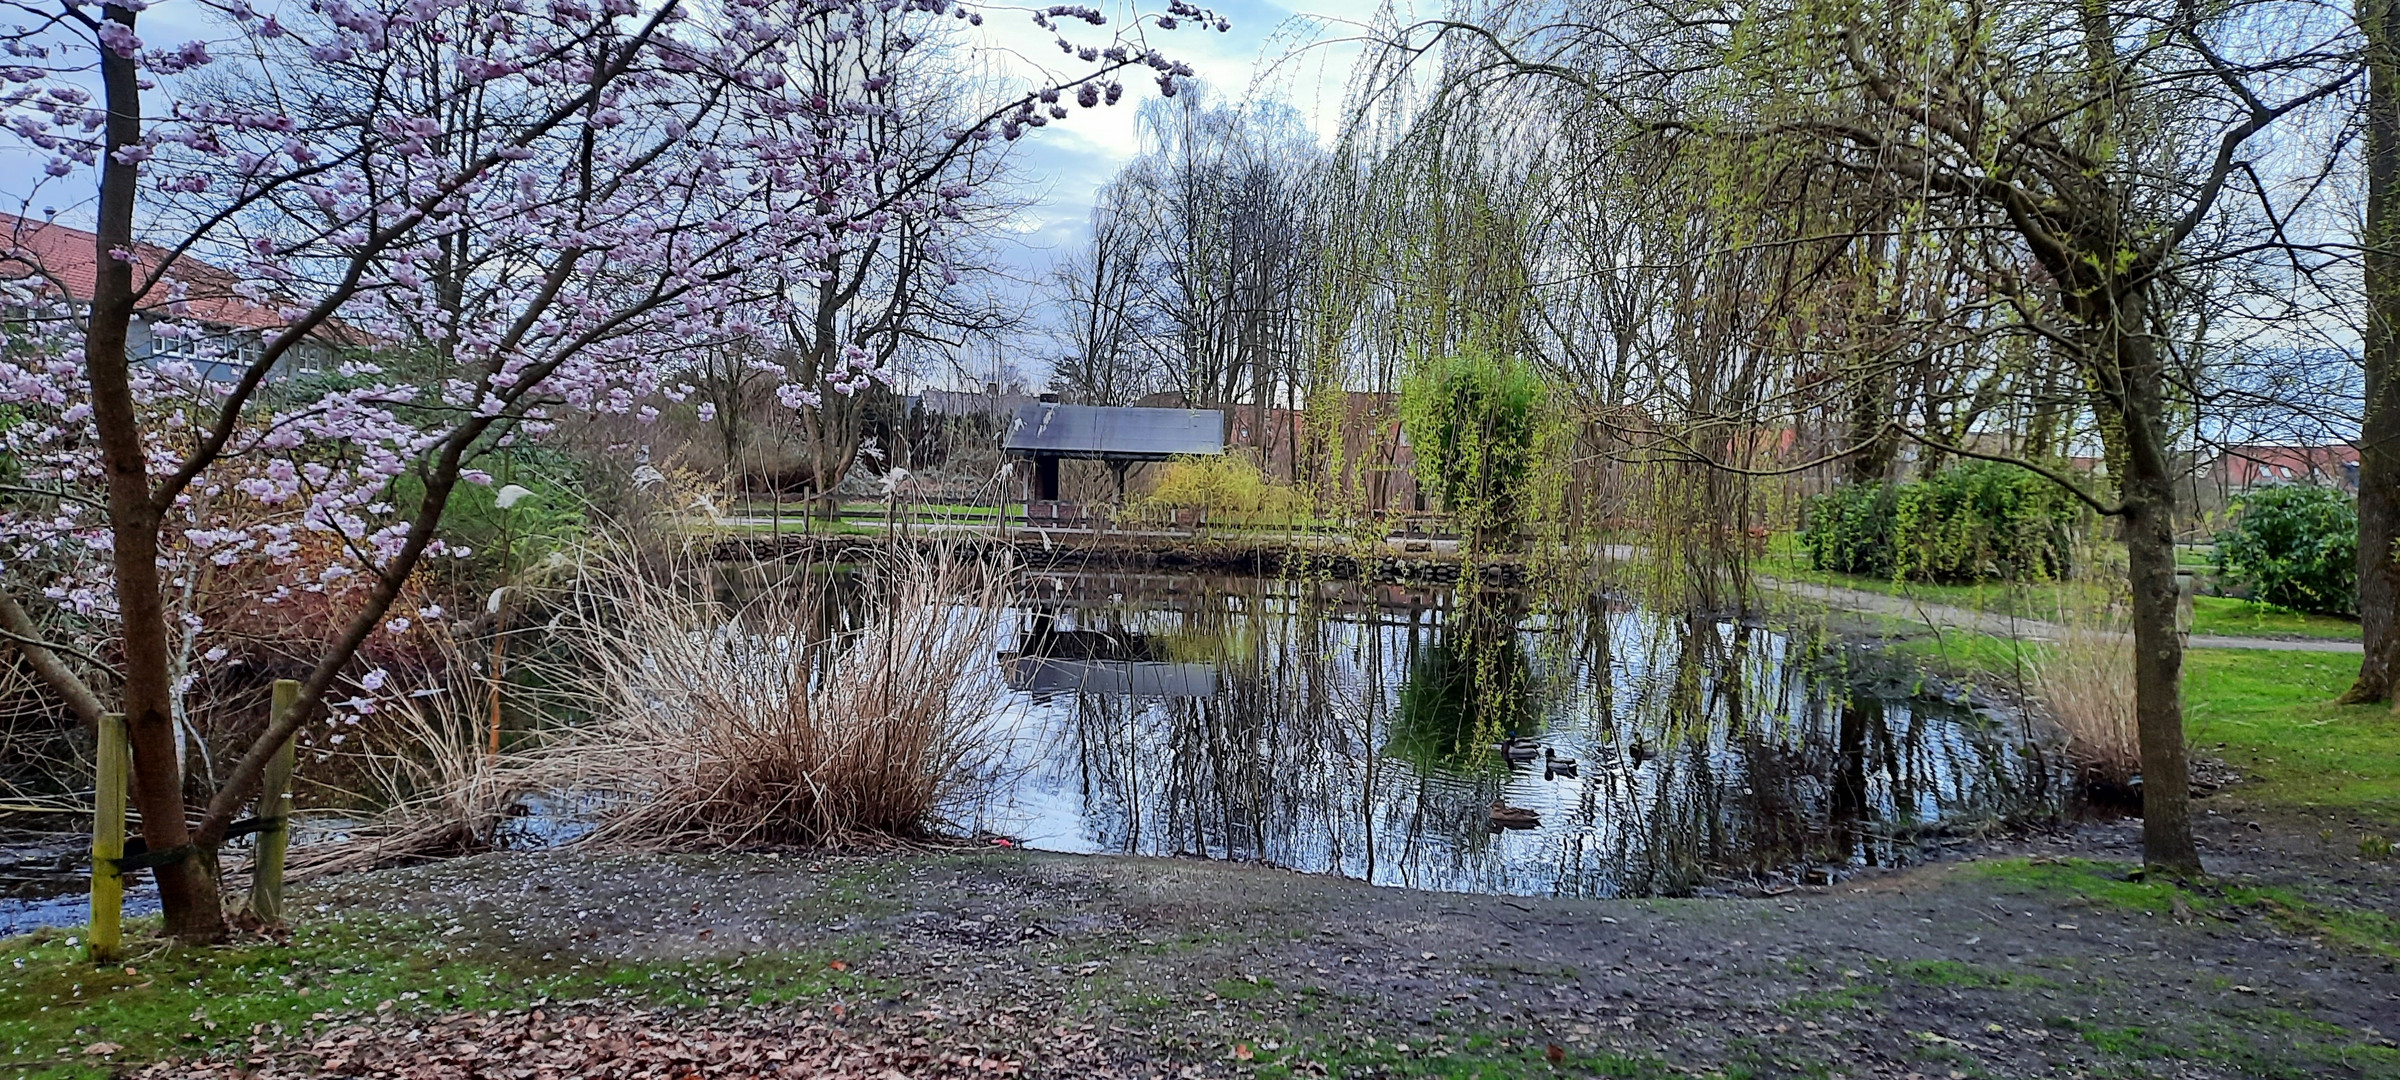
2218, 444, 2360, 489
0, 211, 299, 334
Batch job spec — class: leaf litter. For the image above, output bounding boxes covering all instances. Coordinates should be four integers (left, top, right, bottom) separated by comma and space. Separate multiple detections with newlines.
136, 1004, 1117, 1079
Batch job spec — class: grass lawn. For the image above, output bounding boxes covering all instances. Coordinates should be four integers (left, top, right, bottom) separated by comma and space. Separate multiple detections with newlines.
2184, 649, 2400, 819
1766, 543, 2361, 643
2188, 596, 2359, 641
1878, 625, 2047, 686
1845, 610, 2394, 821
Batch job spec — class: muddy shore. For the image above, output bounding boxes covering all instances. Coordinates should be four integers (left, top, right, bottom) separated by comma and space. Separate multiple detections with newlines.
70, 797, 2388, 1079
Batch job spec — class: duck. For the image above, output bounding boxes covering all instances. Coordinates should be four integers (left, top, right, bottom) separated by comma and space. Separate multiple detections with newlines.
1488, 801, 1541, 829
1543, 748, 1578, 778
1628, 738, 1654, 766
1493, 738, 1542, 763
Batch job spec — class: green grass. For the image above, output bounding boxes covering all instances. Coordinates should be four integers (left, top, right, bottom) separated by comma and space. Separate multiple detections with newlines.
1971, 857, 2195, 915
2184, 650, 2400, 816
1879, 626, 2046, 684
1888, 959, 2053, 991
1767, 544, 2360, 643
1972, 857, 2400, 958
1779, 983, 1882, 1017
1210, 975, 1275, 1001
0, 914, 882, 1079
1858, 633, 2394, 818
1246, 1029, 1682, 1079
2188, 596, 2359, 641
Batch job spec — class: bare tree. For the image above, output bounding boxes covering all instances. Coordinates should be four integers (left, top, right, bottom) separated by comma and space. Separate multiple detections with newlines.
1049, 183, 1156, 405
2352, 0, 2400, 704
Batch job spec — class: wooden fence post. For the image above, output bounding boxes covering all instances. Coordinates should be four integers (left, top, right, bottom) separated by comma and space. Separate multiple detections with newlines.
248, 679, 300, 925
89, 711, 127, 962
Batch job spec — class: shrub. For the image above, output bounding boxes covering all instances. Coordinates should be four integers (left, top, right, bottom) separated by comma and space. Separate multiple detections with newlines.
1799, 482, 1898, 577
550, 545, 1014, 847
1139, 453, 1305, 521
1802, 462, 2078, 584
1397, 346, 1550, 544
1891, 461, 2079, 583
2212, 484, 2358, 616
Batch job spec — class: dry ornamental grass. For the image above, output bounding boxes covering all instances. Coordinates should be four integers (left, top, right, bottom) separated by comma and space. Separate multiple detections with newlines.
541, 546, 1015, 848
2032, 615, 2141, 803
297, 542, 1019, 873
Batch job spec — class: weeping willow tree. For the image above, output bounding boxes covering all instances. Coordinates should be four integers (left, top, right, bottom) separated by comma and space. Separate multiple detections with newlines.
1331, 0, 2360, 877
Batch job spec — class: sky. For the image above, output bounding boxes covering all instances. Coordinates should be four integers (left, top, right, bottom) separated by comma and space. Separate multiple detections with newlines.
0, 0, 1392, 386
937, 0, 1389, 389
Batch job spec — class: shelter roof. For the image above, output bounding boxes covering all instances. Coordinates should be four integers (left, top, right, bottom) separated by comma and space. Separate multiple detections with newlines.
1002, 403, 1225, 461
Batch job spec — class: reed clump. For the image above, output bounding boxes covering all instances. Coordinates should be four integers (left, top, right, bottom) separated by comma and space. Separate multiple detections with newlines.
2032, 611, 2140, 806
293, 634, 536, 877
540, 545, 1015, 848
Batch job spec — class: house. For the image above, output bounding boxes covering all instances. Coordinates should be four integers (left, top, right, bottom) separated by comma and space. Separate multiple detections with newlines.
0, 212, 352, 378
2211, 444, 2360, 493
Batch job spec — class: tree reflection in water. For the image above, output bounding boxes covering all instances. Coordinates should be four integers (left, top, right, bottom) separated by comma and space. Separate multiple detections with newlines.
981, 573, 2049, 897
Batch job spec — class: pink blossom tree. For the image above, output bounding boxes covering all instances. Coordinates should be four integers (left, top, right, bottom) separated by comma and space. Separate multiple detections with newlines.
0, 0, 1222, 943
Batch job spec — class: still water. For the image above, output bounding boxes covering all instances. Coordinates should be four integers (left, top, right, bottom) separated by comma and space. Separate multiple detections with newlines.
968, 573, 2052, 897
0, 571, 2056, 936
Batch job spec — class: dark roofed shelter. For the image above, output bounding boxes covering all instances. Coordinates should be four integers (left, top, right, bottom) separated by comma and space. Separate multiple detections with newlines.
1002, 403, 1225, 514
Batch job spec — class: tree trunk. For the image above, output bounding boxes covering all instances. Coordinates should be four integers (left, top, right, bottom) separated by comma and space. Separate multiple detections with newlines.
2111, 304, 2203, 877
2349, 0, 2400, 705
86, 3, 225, 942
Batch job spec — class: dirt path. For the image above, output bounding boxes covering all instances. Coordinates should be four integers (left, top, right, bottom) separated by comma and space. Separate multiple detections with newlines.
213, 801, 2398, 1080
1766, 577, 2366, 654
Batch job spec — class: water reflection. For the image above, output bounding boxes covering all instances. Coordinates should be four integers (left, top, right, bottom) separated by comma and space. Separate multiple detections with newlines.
977, 574, 2047, 897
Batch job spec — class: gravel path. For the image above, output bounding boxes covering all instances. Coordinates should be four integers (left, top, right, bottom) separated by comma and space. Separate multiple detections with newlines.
1766, 577, 2366, 653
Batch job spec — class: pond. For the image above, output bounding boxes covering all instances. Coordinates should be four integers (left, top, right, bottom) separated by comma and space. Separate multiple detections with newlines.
0, 569, 2058, 937
968, 572, 2054, 897
1, 825, 158, 937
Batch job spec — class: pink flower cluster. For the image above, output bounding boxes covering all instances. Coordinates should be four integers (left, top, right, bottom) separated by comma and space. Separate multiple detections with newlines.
0, 0, 1225, 706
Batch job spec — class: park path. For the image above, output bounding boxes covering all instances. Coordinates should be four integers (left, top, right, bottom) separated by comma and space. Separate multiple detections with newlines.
1765, 576, 2365, 653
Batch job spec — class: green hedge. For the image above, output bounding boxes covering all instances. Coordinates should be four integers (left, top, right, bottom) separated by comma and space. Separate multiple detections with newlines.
1799, 481, 1897, 576
2211, 484, 2357, 616
1802, 461, 2078, 584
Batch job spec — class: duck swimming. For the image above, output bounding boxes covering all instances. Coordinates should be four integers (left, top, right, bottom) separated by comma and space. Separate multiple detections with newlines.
1488, 801, 1541, 829
1493, 738, 1542, 763
1543, 748, 1578, 778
